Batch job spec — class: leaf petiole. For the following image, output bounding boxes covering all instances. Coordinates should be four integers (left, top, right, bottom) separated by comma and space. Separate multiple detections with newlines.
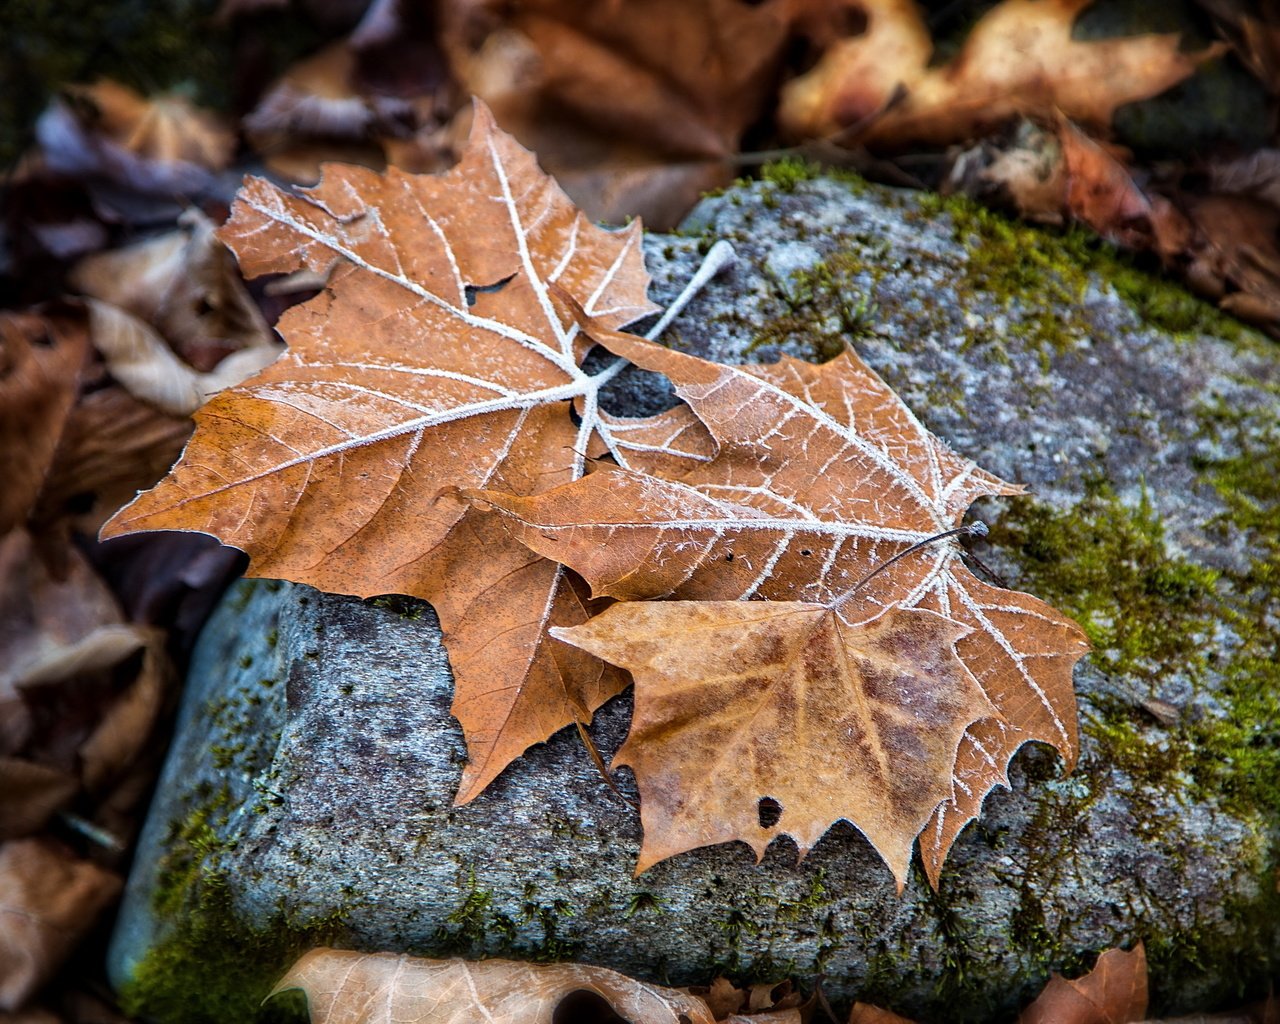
831, 521, 988, 610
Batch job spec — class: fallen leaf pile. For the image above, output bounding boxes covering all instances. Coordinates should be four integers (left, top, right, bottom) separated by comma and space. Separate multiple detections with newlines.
472, 324, 1088, 885
948, 115, 1280, 334
36, 79, 235, 196
5, 0, 1280, 1016
269, 942, 1279, 1024
776, 0, 1222, 148
103, 105, 1088, 888
0, 122, 264, 1019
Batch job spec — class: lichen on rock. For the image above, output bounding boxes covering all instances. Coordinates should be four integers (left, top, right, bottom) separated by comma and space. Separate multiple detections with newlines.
109, 173, 1280, 1023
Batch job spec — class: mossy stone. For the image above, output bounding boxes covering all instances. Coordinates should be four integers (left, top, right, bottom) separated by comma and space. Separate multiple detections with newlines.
111, 176, 1279, 1022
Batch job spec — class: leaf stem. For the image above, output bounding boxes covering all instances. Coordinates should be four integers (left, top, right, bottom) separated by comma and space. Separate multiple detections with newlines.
831, 522, 988, 610
588, 240, 737, 392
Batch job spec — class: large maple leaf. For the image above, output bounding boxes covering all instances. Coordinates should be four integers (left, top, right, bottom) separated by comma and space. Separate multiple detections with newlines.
100, 103, 696, 803
469, 329, 1090, 883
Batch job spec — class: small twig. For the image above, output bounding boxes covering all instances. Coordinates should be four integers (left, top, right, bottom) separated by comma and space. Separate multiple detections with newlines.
962, 545, 1012, 590
831, 522, 987, 611
573, 716, 639, 811
813, 978, 841, 1024
731, 83, 911, 169
57, 811, 125, 852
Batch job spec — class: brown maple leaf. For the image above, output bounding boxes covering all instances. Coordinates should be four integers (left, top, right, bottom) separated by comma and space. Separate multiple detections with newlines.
0, 307, 90, 535
778, 0, 1223, 148
0, 837, 121, 1011
553, 601, 997, 888
1018, 943, 1148, 1024
468, 331, 1089, 884
39, 80, 234, 195
272, 949, 716, 1024
101, 102, 696, 803
443, 0, 867, 226
71, 208, 275, 373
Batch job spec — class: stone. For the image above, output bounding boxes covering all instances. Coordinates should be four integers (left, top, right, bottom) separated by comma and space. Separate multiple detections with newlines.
109, 170, 1280, 1023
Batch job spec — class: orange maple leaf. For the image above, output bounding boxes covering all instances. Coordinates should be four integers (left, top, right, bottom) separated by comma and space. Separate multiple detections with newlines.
554, 601, 996, 888
468, 329, 1090, 884
101, 102, 699, 803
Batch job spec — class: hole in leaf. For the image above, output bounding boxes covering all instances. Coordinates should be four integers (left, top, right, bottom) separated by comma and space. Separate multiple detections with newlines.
553, 989, 630, 1024
800, 548, 812, 556
758, 796, 783, 828
725, 551, 734, 562
194, 297, 214, 317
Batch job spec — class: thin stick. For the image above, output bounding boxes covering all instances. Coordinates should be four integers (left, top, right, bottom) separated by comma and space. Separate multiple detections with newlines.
573, 717, 639, 810
831, 522, 987, 610
586, 240, 737, 392
56, 811, 124, 852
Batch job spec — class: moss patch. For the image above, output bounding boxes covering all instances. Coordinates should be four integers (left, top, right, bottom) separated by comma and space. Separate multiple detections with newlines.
746, 250, 882, 363
366, 593, 430, 621
992, 481, 1220, 685
915, 191, 1255, 346
987, 461, 1280, 1009
120, 783, 344, 1024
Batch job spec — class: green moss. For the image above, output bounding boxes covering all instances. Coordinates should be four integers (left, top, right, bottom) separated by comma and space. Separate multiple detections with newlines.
986, 453, 1280, 1008
992, 481, 1220, 685
121, 890, 339, 1024
748, 250, 880, 362
914, 191, 1255, 348
1107, 264, 1247, 341
366, 593, 429, 620
992, 474, 1280, 809
121, 783, 346, 1024
623, 891, 663, 918
760, 157, 822, 192
758, 157, 870, 196
431, 870, 502, 953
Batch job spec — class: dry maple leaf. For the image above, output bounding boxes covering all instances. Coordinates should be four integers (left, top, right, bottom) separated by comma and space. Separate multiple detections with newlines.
443, 0, 867, 226
1018, 943, 1148, 1024
71, 208, 275, 373
100, 102, 713, 803
272, 949, 716, 1024
553, 601, 997, 887
0, 307, 89, 534
38, 80, 234, 195
0, 837, 121, 1011
778, 0, 1222, 148
469, 331, 1089, 884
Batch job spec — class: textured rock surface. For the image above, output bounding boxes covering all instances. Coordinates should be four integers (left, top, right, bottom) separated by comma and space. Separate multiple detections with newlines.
109, 173, 1280, 1023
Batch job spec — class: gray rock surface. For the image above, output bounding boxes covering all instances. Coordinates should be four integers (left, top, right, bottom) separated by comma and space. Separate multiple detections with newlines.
109, 173, 1280, 1023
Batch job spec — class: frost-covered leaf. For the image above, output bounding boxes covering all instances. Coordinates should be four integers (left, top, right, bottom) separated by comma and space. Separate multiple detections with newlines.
471, 330, 1089, 883
554, 603, 996, 887
102, 102, 695, 802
